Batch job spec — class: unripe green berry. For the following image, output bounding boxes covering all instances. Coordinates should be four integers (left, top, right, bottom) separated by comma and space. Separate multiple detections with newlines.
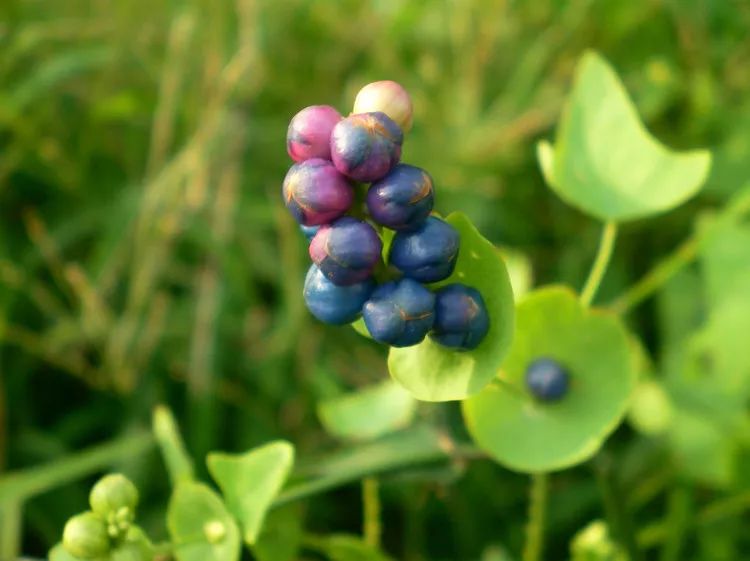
90, 474, 139, 521
62, 512, 110, 560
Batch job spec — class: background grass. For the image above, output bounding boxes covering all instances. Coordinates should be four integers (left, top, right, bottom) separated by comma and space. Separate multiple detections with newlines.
2, 0, 750, 559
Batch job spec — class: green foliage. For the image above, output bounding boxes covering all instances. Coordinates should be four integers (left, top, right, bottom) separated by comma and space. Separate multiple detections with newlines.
206, 442, 294, 545
317, 380, 417, 441
538, 51, 711, 222
388, 213, 515, 401
463, 287, 636, 472
167, 482, 241, 561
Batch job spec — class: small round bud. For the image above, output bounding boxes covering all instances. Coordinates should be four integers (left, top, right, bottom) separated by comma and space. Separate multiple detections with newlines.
283, 159, 354, 226
353, 80, 413, 132
429, 284, 490, 350
309, 217, 383, 285
525, 358, 570, 402
330, 112, 403, 182
90, 474, 138, 522
388, 216, 460, 283
63, 512, 110, 560
203, 520, 227, 544
367, 164, 434, 230
286, 105, 342, 162
363, 278, 435, 347
303, 264, 375, 325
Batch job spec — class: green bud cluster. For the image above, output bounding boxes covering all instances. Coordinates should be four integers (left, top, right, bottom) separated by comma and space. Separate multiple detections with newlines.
60, 473, 144, 561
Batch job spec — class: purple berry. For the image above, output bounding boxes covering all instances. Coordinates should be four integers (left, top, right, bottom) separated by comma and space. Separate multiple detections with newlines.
429, 284, 489, 350
286, 105, 342, 162
282, 159, 354, 226
363, 278, 435, 347
303, 265, 374, 325
388, 216, 460, 283
309, 217, 383, 286
330, 112, 403, 182
366, 164, 434, 230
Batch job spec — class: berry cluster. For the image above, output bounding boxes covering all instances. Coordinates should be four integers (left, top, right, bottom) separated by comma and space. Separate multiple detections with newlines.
283, 81, 489, 350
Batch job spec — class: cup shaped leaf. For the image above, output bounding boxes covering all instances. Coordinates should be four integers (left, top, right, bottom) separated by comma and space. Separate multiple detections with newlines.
537, 51, 711, 222
462, 286, 637, 472
388, 213, 515, 401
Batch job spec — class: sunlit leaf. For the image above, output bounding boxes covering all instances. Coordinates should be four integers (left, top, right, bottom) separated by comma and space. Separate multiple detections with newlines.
318, 380, 416, 441
462, 287, 636, 472
207, 441, 294, 545
167, 482, 240, 561
538, 51, 711, 222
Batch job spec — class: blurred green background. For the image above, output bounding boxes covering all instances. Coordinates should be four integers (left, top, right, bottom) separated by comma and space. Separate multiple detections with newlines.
2, 0, 750, 559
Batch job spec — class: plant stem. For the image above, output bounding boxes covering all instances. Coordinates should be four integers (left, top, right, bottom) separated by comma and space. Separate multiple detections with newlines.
610, 236, 698, 314
611, 183, 750, 314
580, 221, 617, 307
0, 432, 154, 504
594, 455, 641, 561
522, 473, 548, 561
362, 477, 382, 548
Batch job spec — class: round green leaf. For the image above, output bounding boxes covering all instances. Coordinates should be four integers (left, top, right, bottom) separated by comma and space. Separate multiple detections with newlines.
462, 286, 636, 472
538, 51, 711, 222
207, 441, 294, 546
388, 212, 515, 402
167, 482, 240, 561
318, 380, 416, 441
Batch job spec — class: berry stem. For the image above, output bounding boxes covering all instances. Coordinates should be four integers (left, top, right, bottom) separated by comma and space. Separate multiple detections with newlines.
522, 473, 548, 561
362, 477, 382, 548
580, 221, 618, 308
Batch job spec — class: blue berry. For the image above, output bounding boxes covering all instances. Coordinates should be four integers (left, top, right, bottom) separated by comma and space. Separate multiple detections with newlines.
363, 279, 435, 347
525, 358, 570, 402
309, 217, 383, 285
388, 216, 459, 283
366, 164, 434, 230
429, 284, 489, 350
330, 112, 403, 182
283, 159, 353, 226
303, 265, 374, 325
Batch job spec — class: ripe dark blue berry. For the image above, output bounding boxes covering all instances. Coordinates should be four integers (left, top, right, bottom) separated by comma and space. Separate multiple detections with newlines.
429, 284, 489, 350
309, 217, 383, 285
366, 164, 434, 230
283, 159, 354, 226
363, 278, 435, 347
525, 358, 570, 402
330, 112, 403, 182
388, 216, 460, 283
303, 265, 374, 325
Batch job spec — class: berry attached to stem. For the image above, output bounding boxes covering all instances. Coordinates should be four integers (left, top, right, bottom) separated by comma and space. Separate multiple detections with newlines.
367, 164, 434, 230
283, 159, 354, 226
330, 112, 403, 182
388, 216, 460, 283
353, 80, 413, 133
525, 358, 570, 402
309, 217, 383, 285
363, 278, 435, 347
429, 284, 490, 350
303, 264, 374, 325
286, 105, 342, 162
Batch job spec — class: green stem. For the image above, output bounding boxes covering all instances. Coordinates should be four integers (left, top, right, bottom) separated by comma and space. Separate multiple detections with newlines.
594, 455, 641, 561
611, 184, 750, 314
522, 473, 548, 561
362, 477, 382, 548
580, 221, 617, 308
0, 432, 153, 504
